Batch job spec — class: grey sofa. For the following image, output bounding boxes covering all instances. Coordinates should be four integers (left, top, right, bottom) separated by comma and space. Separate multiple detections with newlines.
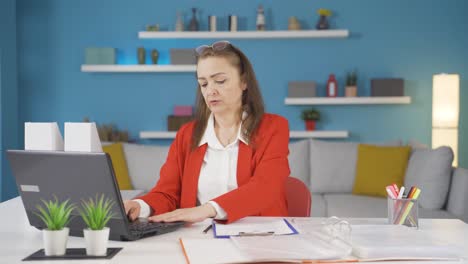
119, 138, 468, 223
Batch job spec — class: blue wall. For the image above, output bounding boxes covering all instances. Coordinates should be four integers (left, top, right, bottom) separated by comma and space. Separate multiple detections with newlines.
1, 0, 20, 201
10, 0, 468, 199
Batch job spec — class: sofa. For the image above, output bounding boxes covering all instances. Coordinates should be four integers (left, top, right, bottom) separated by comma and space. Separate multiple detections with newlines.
114, 138, 468, 223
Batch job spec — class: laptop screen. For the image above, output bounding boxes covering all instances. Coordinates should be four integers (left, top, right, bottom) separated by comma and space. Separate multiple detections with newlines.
7, 150, 131, 240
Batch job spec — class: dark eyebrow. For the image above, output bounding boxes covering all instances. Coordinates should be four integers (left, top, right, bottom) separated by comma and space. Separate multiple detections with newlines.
197, 72, 227, 80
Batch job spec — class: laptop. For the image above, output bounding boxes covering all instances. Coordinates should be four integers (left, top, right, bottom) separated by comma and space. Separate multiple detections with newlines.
6, 150, 185, 241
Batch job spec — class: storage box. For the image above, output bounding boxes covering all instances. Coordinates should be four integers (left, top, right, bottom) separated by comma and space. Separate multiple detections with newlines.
173, 105, 193, 116
371, 78, 404, 96
167, 116, 193, 131
85, 47, 116, 65
288, 81, 317, 97
170, 49, 196, 65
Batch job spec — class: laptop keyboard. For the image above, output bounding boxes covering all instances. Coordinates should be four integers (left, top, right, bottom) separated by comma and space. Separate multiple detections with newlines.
129, 221, 185, 237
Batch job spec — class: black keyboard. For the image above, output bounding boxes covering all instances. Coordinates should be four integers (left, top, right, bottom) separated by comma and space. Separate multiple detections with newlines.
129, 220, 185, 237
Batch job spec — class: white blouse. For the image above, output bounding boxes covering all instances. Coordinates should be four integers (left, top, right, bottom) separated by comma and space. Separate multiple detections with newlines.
135, 113, 246, 219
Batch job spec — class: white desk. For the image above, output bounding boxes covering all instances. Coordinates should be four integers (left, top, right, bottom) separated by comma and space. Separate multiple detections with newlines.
1, 197, 467, 264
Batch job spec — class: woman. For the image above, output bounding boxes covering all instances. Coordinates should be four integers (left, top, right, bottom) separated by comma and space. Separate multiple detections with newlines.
124, 41, 290, 224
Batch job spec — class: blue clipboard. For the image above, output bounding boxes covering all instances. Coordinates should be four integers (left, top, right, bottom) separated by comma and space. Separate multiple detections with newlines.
213, 218, 299, 239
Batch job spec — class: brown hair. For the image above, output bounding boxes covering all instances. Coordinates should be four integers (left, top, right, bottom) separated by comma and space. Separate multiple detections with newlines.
191, 43, 265, 150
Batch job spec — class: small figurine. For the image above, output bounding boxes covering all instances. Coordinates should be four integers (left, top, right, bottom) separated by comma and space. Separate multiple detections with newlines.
151, 49, 159, 64
188, 8, 199, 31
137, 47, 146, 65
175, 11, 184, 31
288, 16, 301, 30
256, 4, 265, 31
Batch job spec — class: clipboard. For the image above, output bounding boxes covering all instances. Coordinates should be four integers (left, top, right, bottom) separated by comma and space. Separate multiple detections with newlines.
212, 217, 298, 238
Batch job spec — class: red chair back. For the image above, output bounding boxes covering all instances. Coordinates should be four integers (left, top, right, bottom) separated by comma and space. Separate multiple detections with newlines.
285, 177, 311, 217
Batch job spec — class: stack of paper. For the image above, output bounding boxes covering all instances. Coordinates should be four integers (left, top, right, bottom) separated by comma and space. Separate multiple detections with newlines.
350, 225, 463, 260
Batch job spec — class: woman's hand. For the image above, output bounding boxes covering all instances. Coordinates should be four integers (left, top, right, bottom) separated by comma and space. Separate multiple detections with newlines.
123, 200, 141, 221
148, 203, 217, 223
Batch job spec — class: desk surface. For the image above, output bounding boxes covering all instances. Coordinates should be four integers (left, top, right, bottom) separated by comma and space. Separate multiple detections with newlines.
1, 197, 467, 264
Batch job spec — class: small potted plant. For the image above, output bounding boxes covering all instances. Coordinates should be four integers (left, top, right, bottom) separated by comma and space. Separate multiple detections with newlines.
316, 8, 332, 30
34, 196, 75, 256
79, 194, 115, 256
301, 108, 320, 131
345, 71, 358, 97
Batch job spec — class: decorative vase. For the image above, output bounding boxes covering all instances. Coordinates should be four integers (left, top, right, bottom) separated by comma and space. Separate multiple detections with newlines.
188, 8, 199, 31
151, 49, 159, 64
305, 120, 316, 131
175, 11, 184, 31
84, 227, 110, 256
316, 15, 329, 30
288, 16, 301, 30
42, 228, 69, 256
345, 86, 357, 97
137, 47, 146, 65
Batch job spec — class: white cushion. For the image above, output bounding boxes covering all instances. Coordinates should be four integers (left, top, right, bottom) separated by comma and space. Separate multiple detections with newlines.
288, 139, 310, 186
122, 143, 169, 191
404, 146, 454, 209
309, 139, 402, 193
309, 140, 357, 193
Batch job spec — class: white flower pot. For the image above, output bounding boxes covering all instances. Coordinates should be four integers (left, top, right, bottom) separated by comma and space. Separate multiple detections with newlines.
83, 227, 110, 256
42, 227, 69, 256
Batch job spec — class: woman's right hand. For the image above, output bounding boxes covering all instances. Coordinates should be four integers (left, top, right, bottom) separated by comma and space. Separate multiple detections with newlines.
123, 200, 141, 221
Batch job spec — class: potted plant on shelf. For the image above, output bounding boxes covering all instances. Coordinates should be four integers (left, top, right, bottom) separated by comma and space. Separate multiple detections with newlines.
301, 108, 320, 131
345, 71, 358, 97
79, 194, 115, 256
316, 8, 332, 30
34, 196, 75, 256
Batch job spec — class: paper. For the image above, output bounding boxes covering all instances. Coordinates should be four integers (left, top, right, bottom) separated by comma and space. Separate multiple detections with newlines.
180, 236, 350, 264
24, 122, 64, 151
349, 224, 462, 260
180, 238, 250, 264
64, 122, 102, 152
231, 235, 351, 261
213, 217, 297, 238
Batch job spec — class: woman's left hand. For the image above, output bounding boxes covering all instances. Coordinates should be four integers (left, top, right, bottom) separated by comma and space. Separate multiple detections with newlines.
148, 203, 217, 223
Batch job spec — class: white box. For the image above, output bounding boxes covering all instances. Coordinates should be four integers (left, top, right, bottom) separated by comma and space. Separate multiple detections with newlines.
24, 122, 64, 151
64, 122, 102, 152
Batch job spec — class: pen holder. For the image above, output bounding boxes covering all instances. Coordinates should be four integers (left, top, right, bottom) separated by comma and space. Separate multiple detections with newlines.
387, 197, 419, 229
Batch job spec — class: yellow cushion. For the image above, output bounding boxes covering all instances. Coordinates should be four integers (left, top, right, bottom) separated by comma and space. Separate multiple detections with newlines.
352, 144, 411, 197
102, 143, 133, 190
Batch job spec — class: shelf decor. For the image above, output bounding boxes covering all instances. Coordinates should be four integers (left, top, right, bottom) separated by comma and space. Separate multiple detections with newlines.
345, 71, 357, 97
138, 29, 349, 39
301, 108, 320, 131
139, 130, 349, 139
284, 96, 411, 105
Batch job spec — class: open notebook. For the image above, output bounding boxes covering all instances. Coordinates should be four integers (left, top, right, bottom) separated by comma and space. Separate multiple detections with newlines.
180, 217, 464, 264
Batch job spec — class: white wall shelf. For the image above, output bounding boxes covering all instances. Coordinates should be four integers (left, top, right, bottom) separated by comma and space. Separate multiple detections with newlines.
140, 130, 349, 139
140, 131, 177, 139
290, 130, 349, 138
284, 96, 411, 105
81, 64, 196, 73
138, 30, 349, 39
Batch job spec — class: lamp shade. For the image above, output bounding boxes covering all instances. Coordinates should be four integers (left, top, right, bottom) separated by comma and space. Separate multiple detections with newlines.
432, 74, 459, 128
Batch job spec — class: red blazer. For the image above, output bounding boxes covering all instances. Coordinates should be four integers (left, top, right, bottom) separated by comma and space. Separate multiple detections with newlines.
138, 113, 290, 223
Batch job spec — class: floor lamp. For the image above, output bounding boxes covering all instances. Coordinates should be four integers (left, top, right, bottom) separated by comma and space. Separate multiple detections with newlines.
432, 73, 459, 166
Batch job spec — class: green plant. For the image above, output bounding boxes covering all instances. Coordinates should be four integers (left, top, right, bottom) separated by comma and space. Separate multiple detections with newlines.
317, 8, 332, 17
79, 194, 115, 230
346, 71, 357, 86
34, 196, 75, 230
301, 108, 320, 121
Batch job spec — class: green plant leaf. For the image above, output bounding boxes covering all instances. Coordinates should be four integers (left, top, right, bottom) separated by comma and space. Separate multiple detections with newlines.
79, 194, 115, 230
34, 196, 75, 230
